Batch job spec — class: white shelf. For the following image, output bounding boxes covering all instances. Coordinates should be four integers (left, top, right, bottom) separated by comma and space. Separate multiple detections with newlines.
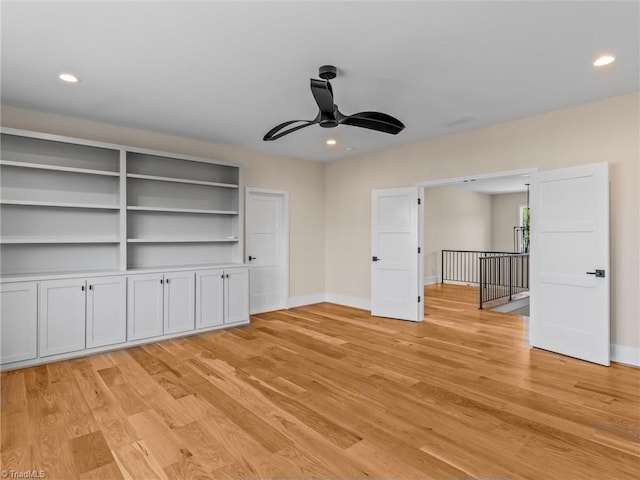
127, 173, 238, 189
127, 206, 238, 215
127, 238, 238, 243
0, 200, 120, 210
1, 237, 120, 244
0, 159, 119, 177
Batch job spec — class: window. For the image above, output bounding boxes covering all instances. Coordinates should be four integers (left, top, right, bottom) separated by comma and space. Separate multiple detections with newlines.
517, 205, 530, 253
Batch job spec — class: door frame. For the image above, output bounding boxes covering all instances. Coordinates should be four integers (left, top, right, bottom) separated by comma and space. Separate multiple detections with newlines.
245, 187, 289, 314
416, 167, 538, 307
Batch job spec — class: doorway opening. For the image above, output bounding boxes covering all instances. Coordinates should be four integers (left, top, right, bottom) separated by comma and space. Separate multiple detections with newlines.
418, 168, 536, 322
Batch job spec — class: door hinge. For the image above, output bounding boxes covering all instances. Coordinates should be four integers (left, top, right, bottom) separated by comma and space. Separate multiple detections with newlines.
418, 247, 421, 254
418, 296, 421, 303
418, 198, 421, 205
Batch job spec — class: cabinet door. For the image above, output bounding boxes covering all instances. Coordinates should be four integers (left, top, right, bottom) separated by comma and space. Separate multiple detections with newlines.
39, 279, 86, 357
164, 271, 195, 335
195, 269, 224, 329
0, 282, 37, 364
127, 273, 164, 341
86, 276, 126, 349
225, 268, 250, 324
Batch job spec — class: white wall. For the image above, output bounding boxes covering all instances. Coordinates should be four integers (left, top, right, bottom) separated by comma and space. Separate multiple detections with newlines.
0, 105, 326, 299
325, 92, 639, 350
423, 186, 492, 279
491, 192, 528, 252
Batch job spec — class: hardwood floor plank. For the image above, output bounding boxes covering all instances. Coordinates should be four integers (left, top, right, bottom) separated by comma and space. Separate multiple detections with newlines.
2, 283, 638, 479
69, 430, 115, 474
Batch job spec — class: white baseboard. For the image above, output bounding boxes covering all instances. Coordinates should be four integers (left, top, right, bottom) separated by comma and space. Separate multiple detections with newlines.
287, 293, 326, 308
325, 293, 371, 311
611, 344, 640, 367
423, 275, 441, 286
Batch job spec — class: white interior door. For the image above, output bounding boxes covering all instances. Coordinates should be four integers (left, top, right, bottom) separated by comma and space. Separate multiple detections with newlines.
246, 188, 288, 314
530, 162, 610, 365
371, 187, 422, 322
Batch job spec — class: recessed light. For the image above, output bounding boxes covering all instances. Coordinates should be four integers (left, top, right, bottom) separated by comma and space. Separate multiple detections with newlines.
58, 72, 79, 83
593, 55, 615, 67
345, 146, 355, 151
326, 139, 337, 146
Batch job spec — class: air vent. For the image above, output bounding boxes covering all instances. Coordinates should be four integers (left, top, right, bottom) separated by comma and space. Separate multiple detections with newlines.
442, 115, 474, 127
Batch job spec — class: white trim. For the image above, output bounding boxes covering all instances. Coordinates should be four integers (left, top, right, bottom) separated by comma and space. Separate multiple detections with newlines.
423, 275, 440, 285
245, 187, 289, 316
288, 294, 326, 308
417, 168, 538, 188
326, 293, 371, 311
611, 345, 640, 367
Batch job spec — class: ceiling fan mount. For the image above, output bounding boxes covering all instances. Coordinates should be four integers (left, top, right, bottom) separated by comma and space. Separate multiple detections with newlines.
318, 65, 337, 80
263, 65, 405, 141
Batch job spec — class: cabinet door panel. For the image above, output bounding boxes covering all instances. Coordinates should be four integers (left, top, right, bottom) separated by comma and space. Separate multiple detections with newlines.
196, 269, 224, 329
225, 268, 249, 324
39, 279, 86, 357
0, 282, 37, 364
87, 276, 126, 348
164, 271, 195, 335
127, 273, 164, 341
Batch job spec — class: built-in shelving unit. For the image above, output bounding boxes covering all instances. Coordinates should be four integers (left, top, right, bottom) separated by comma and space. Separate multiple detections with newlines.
125, 150, 241, 269
1, 132, 122, 275
0, 128, 248, 372
0, 129, 243, 277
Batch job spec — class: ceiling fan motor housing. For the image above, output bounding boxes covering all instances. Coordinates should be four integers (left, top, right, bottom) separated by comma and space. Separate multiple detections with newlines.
319, 65, 337, 80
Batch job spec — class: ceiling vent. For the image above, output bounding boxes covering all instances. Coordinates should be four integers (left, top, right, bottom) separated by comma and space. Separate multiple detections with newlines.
442, 115, 474, 127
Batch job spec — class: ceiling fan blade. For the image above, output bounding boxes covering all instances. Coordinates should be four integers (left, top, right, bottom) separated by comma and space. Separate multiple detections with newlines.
339, 111, 405, 135
310, 79, 335, 115
263, 119, 317, 141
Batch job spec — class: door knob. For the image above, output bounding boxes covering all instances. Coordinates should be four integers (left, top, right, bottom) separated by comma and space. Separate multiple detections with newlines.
372, 256, 380, 262
248, 256, 256, 261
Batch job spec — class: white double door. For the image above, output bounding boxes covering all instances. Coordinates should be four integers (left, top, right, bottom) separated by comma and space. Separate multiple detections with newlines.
245, 188, 288, 314
530, 162, 610, 365
372, 163, 610, 365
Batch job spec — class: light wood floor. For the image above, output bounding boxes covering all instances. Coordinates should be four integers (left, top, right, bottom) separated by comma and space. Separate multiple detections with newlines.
1, 284, 639, 479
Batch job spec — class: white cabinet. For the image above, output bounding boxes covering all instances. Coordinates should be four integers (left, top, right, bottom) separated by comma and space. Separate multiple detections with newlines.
164, 271, 195, 334
39, 276, 127, 357
196, 269, 225, 329
39, 279, 86, 357
0, 282, 37, 364
226, 268, 250, 324
127, 273, 164, 341
86, 276, 127, 348
128, 271, 195, 340
196, 267, 249, 329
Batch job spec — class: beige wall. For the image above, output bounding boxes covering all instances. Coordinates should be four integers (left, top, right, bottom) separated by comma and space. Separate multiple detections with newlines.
491, 192, 528, 252
325, 92, 639, 348
423, 186, 492, 278
0, 105, 326, 299
3, 92, 638, 349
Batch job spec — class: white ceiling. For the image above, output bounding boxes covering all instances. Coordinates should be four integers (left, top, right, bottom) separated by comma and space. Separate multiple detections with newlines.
2, 1, 638, 162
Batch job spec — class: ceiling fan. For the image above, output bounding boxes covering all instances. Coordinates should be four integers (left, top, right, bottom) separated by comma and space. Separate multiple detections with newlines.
263, 65, 405, 141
